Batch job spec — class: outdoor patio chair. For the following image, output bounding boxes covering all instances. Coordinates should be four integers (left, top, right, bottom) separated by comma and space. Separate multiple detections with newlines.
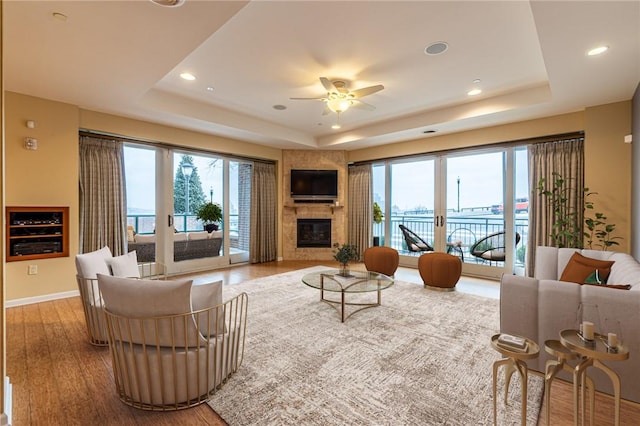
469, 231, 521, 263
399, 224, 433, 252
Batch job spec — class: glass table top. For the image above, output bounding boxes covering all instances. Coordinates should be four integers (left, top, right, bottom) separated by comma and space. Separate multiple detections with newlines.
301, 269, 394, 293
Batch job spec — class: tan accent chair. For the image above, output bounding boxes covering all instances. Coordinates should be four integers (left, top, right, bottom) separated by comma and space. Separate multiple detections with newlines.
364, 246, 400, 277
418, 252, 462, 291
98, 274, 248, 411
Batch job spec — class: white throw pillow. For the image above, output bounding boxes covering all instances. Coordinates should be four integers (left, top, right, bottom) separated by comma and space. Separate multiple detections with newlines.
106, 251, 140, 278
191, 280, 225, 336
210, 231, 223, 239
173, 232, 188, 242
75, 246, 112, 278
134, 234, 155, 244
188, 231, 209, 241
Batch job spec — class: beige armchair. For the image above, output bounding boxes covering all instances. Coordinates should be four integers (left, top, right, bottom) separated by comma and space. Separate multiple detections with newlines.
75, 247, 141, 346
97, 274, 248, 411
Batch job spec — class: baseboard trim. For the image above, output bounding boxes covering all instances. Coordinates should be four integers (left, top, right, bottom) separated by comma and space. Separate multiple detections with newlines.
6, 290, 79, 308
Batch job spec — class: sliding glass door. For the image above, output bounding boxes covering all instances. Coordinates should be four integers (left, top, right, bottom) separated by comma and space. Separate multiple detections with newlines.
124, 144, 253, 275
372, 146, 528, 278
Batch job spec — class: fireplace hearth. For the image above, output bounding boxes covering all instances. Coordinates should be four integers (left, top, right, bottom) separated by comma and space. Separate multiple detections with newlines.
297, 219, 331, 248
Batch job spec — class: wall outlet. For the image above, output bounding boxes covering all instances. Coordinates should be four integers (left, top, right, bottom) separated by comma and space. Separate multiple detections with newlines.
28, 265, 38, 275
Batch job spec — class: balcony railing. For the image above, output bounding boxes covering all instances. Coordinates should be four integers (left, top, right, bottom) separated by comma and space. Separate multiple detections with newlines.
127, 213, 239, 238
375, 214, 528, 266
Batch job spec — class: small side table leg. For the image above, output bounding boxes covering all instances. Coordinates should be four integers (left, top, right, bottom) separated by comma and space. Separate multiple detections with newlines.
593, 359, 622, 426
504, 361, 516, 404
493, 358, 510, 426
573, 358, 593, 426
544, 359, 564, 425
515, 359, 528, 426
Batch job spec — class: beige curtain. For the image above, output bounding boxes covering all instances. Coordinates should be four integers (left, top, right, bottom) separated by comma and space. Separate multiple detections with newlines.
527, 135, 584, 276
79, 135, 127, 255
348, 164, 372, 261
250, 162, 277, 263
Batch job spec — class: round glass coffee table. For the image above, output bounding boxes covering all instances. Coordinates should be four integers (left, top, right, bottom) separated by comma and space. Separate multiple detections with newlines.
301, 269, 394, 322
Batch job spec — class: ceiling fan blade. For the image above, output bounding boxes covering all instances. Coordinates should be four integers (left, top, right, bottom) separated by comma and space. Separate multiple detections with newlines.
352, 99, 376, 111
320, 77, 338, 93
290, 97, 326, 101
350, 84, 384, 99
321, 105, 332, 115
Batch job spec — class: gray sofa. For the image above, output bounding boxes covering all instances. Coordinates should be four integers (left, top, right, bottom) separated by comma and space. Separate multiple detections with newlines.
500, 246, 640, 402
128, 234, 222, 262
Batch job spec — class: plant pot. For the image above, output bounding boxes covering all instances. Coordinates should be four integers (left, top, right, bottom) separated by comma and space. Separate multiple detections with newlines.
337, 264, 352, 277
204, 224, 219, 233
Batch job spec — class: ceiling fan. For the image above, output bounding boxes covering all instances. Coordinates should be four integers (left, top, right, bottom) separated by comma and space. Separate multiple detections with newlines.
291, 77, 384, 116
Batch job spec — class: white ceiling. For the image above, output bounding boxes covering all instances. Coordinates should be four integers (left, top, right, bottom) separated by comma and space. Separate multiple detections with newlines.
4, 1, 639, 150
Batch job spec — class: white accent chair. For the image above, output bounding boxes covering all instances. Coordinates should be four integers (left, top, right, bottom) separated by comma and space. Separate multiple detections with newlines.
97, 275, 248, 410
75, 247, 142, 345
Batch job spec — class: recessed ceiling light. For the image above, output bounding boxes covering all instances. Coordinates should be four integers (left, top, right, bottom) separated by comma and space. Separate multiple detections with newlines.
206, 87, 214, 92
587, 46, 609, 56
273, 105, 287, 110
467, 88, 482, 96
150, 0, 185, 7
425, 42, 449, 56
180, 72, 196, 81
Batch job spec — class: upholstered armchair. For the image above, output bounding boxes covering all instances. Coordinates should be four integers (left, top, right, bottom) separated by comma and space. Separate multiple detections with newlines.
97, 275, 248, 411
75, 247, 141, 346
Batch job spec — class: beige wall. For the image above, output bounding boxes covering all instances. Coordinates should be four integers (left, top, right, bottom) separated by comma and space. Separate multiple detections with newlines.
3, 91, 633, 301
4, 92, 80, 300
585, 101, 633, 253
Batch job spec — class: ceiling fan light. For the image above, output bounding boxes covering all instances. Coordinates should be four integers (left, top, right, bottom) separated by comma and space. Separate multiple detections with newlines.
327, 98, 352, 113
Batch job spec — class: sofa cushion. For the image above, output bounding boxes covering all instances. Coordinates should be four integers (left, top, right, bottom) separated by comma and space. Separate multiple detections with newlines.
191, 280, 225, 336
173, 232, 188, 242
134, 234, 155, 243
560, 252, 614, 284
75, 246, 113, 278
188, 231, 209, 241
106, 250, 140, 278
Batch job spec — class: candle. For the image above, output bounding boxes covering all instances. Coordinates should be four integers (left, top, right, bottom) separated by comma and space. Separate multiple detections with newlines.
582, 321, 595, 340
608, 332, 618, 348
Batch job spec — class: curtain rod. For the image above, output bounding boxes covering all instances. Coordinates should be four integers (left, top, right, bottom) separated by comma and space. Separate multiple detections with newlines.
350, 131, 584, 166
79, 129, 276, 165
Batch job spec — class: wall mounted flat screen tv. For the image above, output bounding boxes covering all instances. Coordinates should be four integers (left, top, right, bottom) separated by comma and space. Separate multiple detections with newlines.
290, 169, 338, 200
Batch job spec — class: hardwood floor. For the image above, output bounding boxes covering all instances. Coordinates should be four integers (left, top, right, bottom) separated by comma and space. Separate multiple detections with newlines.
6, 260, 640, 425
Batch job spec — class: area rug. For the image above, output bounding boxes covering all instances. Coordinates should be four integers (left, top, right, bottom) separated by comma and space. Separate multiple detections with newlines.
208, 267, 543, 425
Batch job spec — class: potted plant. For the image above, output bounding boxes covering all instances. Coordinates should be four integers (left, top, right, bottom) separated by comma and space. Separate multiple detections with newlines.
195, 202, 222, 232
332, 242, 359, 277
373, 202, 383, 246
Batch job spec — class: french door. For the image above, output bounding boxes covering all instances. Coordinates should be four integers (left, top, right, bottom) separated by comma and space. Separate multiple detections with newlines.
374, 147, 527, 279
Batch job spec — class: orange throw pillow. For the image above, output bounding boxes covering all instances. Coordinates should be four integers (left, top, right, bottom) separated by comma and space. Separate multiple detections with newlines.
559, 252, 615, 284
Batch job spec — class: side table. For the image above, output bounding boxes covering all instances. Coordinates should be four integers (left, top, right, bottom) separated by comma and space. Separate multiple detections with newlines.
560, 329, 629, 426
544, 339, 595, 426
491, 334, 540, 426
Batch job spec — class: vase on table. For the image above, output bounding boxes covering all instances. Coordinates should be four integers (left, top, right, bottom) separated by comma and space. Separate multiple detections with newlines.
338, 263, 350, 277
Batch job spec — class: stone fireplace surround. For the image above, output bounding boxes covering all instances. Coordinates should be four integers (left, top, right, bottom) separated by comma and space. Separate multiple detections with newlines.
282, 150, 347, 261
